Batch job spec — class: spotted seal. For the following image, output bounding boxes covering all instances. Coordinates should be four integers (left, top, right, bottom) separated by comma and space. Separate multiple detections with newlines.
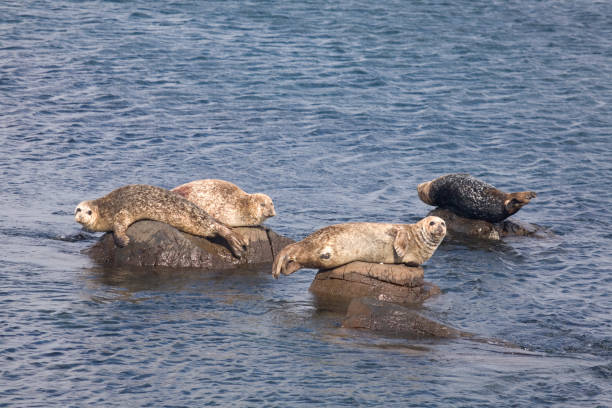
74, 184, 247, 257
272, 216, 446, 278
417, 173, 536, 223
171, 179, 276, 227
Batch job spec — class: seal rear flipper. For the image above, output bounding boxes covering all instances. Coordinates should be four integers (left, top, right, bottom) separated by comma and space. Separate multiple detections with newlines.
282, 259, 303, 276
504, 191, 537, 215
272, 245, 302, 278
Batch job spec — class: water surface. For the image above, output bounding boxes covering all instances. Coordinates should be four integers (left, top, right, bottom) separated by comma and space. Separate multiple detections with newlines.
1, 0, 611, 406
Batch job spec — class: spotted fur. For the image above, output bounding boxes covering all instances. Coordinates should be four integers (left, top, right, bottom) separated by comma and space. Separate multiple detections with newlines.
417, 174, 536, 222
75, 184, 247, 257
172, 179, 275, 227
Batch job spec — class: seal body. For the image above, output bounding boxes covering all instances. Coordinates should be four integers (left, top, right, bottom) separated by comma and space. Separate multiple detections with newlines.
75, 184, 247, 257
272, 216, 446, 278
417, 174, 536, 223
171, 179, 275, 227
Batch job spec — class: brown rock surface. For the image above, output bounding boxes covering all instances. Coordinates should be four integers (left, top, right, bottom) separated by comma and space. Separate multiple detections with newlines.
85, 220, 293, 269
342, 297, 472, 338
309, 262, 440, 307
428, 208, 551, 240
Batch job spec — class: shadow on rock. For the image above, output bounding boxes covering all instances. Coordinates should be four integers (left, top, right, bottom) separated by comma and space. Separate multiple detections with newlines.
428, 208, 553, 241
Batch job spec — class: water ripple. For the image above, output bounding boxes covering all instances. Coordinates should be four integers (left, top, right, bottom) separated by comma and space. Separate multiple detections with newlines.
1, 0, 611, 406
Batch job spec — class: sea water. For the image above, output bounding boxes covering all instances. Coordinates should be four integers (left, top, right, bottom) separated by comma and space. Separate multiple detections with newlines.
1, 1, 611, 406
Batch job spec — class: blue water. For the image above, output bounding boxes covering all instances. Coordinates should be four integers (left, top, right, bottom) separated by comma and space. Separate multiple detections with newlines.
1, 0, 611, 406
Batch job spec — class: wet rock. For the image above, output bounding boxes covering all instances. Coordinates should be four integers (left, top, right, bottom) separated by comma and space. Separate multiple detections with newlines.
428, 208, 551, 240
85, 220, 293, 269
309, 261, 440, 308
342, 297, 472, 339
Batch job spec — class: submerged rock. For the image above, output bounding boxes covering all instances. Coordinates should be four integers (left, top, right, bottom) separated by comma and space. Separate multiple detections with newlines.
342, 297, 473, 339
309, 261, 440, 308
85, 220, 293, 269
428, 208, 551, 240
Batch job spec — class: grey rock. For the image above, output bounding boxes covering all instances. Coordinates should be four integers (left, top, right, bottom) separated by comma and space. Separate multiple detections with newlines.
342, 297, 472, 339
85, 220, 293, 269
309, 261, 440, 310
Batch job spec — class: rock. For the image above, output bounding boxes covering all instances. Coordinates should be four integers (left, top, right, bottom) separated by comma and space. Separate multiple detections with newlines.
342, 297, 472, 339
309, 261, 440, 309
428, 208, 552, 240
85, 220, 294, 269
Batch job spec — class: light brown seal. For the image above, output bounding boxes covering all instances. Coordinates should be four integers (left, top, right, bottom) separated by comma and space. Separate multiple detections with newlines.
171, 179, 276, 227
417, 173, 536, 223
272, 216, 446, 279
74, 184, 247, 257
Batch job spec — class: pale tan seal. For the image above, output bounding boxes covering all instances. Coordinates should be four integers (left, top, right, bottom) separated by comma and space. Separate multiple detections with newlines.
171, 179, 276, 227
74, 184, 247, 257
272, 216, 446, 278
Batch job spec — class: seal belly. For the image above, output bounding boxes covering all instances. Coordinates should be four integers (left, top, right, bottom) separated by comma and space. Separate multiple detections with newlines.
306, 223, 397, 268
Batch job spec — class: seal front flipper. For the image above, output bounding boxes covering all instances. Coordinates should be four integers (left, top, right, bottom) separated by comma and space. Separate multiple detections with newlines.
216, 224, 247, 258
392, 228, 409, 259
112, 209, 133, 247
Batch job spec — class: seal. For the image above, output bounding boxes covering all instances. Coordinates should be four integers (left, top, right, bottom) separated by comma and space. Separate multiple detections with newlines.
417, 173, 536, 223
272, 216, 446, 279
171, 179, 276, 227
74, 184, 247, 257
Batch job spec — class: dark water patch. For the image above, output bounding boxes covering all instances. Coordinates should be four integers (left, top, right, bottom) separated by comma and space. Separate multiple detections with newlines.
0, 226, 96, 243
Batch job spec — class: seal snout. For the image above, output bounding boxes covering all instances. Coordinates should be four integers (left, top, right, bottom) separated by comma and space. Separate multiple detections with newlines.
424, 216, 446, 238
74, 201, 96, 228
265, 203, 276, 218
433, 219, 446, 236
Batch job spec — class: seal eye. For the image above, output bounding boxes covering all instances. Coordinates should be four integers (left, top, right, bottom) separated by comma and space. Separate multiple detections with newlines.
260, 203, 266, 207
76, 208, 81, 213
429, 221, 436, 226
87, 210, 92, 215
